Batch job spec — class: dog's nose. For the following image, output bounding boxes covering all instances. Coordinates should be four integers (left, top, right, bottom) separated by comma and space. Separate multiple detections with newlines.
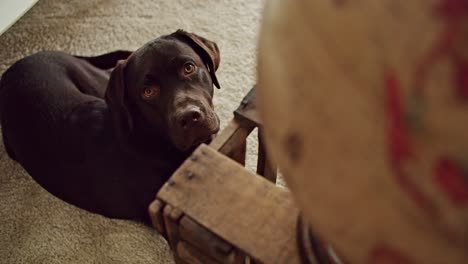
179, 108, 203, 129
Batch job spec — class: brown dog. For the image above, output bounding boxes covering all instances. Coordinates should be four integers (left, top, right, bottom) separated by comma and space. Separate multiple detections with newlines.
0, 30, 220, 223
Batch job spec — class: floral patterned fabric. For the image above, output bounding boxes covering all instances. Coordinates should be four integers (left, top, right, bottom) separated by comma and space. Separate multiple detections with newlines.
258, 0, 468, 263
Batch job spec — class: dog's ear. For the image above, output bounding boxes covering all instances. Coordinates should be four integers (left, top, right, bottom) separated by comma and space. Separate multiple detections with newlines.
105, 60, 133, 136
173, 29, 221, 89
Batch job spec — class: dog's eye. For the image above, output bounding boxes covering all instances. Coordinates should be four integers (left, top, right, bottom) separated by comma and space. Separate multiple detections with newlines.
142, 86, 159, 99
183, 63, 196, 75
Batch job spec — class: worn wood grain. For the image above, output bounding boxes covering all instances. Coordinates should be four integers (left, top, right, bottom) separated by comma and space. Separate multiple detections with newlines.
179, 215, 240, 263
157, 144, 301, 264
163, 204, 183, 253
209, 119, 253, 165
234, 87, 261, 127
177, 241, 220, 264
256, 128, 277, 183
148, 199, 166, 237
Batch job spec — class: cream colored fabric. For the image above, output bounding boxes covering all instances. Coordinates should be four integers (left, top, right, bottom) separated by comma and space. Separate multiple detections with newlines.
0, 0, 264, 263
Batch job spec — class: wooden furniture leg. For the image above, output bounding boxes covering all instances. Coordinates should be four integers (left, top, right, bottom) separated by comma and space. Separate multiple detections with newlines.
209, 119, 254, 166
256, 128, 277, 183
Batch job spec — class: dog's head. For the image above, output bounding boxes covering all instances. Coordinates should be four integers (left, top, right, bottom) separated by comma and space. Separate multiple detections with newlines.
105, 30, 221, 152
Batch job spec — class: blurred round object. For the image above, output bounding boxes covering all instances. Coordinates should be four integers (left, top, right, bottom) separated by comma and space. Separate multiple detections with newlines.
257, 1, 468, 263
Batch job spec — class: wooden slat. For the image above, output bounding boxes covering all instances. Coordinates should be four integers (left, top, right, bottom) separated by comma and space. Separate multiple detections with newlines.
157, 144, 301, 264
234, 87, 261, 127
209, 119, 253, 165
148, 199, 166, 236
256, 129, 277, 183
177, 241, 221, 264
179, 215, 241, 263
231, 138, 247, 166
163, 204, 183, 251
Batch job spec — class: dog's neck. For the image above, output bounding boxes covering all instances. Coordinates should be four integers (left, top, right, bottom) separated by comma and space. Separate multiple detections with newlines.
127, 115, 190, 160
106, 102, 191, 163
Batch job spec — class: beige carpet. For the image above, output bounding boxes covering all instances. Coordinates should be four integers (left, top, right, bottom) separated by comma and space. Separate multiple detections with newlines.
0, 0, 265, 263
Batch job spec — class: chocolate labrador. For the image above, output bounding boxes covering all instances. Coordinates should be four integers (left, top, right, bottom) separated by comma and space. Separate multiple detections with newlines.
0, 30, 220, 223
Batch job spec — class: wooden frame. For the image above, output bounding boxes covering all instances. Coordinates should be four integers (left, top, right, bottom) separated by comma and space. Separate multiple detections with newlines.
146, 86, 340, 264
210, 86, 277, 183
149, 145, 301, 264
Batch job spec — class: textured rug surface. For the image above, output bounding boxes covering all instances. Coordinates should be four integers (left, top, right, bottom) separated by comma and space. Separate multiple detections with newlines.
0, 0, 265, 263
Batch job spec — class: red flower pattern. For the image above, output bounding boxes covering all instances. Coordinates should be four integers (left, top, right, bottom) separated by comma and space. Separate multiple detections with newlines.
434, 158, 468, 206
386, 1, 468, 210
385, 71, 435, 213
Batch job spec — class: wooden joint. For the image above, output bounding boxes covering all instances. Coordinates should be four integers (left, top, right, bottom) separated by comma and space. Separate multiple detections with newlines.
177, 241, 220, 264
209, 119, 254, 165
178, 215, 244, 263
257, 128, 277, 183
148, 199, 166, 236
163, 204, 184, 254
